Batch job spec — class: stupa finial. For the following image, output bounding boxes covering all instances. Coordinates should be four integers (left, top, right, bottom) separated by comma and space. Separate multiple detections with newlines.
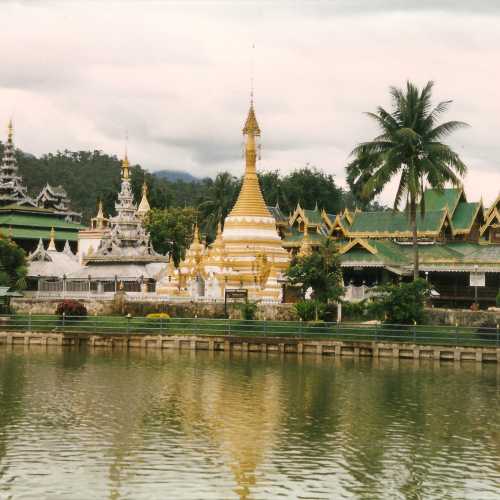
48, 227, 56, 251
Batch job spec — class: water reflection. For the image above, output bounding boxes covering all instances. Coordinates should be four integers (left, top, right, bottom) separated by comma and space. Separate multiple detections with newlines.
0, 347, 498, 499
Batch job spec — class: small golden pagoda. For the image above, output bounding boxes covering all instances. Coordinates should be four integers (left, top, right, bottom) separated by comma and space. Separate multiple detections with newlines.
157, 97, 289, 301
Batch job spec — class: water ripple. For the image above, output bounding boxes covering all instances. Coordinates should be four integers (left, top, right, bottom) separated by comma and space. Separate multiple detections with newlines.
0, 347, 498, 499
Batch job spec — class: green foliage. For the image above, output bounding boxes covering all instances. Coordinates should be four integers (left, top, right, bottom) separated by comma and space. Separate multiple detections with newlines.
294, 300, 321, 322
342, 300, 369, 321
0, 237, 27, 290
369, 279, 430, 325
286, 238, 343, 303
55, 300, 87, 317
496, 290, 500, 308
259, 167, 344, 215
236, 301, 258, 321
144, 207, 198, 266
198, 172, 239, 240
347, 81, 468, 279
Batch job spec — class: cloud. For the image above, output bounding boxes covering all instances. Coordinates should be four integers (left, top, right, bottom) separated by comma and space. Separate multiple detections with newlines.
0, 1, 499, 206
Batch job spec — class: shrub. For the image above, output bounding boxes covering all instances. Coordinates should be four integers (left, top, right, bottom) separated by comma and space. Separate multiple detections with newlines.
342, 300, 368, 321
236, 301, 258, 320
369, 279, 430, 325
146, 312, 170, 320
294, 300, 324, 322
496, 290, 500, 308
55, 300, 87, 318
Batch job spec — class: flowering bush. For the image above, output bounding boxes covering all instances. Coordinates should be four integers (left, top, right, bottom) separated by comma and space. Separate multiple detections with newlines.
146, 313, 170, 320
55, 300, 87, 318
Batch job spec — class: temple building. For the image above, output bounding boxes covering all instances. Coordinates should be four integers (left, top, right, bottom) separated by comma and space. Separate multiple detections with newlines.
0, 121, 84, 252
71, 154, 167, 291
157, 99, 290, 301
28, 154, 166, 295
272, 187, 500, 307
36, 183, 82, 223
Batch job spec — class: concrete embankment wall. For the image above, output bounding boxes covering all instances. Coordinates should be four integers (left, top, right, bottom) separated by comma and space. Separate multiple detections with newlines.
1, 331, 499, 363
11, 298, 297, 321
425, 308, 500, 327
11, 299, 500, 326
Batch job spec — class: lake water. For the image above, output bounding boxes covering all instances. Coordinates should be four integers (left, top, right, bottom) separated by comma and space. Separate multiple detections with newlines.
0, 347, 498, 499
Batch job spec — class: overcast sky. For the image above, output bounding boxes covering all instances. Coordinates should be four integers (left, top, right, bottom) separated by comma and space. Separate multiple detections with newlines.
1, 0, 499, 206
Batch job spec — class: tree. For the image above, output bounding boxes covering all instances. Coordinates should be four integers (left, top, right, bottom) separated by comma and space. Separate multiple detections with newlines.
258, 170, 282, 206
197, 172, 239, 238
286, 237, 343, 303
144, 207, 198, 266
348, 81, 468, 279
279, 167, 344, 215
369, 278, 430, 324
0, 237, 27, 290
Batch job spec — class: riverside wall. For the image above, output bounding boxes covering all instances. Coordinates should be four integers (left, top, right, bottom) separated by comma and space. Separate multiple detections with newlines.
0, 331, 498, 363
11, 297, 298, 321
425, 308, 500, 327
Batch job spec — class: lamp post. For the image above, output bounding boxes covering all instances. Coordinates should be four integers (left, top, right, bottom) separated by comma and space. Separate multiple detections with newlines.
474, 264, 479, 308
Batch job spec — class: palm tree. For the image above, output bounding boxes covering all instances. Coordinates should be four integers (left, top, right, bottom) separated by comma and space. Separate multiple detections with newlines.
198, 172, 239, 238
348, 81, 468, 280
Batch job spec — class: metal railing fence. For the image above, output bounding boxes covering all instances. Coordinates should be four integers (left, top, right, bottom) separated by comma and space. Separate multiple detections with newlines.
0, 314, 499, 348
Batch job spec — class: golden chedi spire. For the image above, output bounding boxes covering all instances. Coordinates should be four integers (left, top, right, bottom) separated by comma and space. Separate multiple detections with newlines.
228, 99, 270, 218
121, 154, 130, 180
48, 227, 57, 251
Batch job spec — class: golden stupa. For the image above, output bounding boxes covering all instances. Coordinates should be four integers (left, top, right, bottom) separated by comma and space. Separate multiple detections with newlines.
157, 98, 289, 301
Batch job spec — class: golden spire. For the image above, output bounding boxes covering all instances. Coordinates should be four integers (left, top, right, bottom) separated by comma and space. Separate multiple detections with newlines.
228, 99, 270, 218
121, 154, 130, 180
48, 227, 56, 251
298, 224, 312, 257
193, 223, 200, 243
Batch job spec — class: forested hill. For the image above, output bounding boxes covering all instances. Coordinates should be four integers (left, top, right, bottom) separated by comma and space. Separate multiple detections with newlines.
154, 169, 202, 183
0, 142, 366, 226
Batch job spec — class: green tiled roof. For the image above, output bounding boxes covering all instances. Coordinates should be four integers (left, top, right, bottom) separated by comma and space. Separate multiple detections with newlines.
423, 188, 464, 213
267, 205, 288, 223
406, 244, 463, 261
340, 240, 409, 267
303, 208, 322, 225
0, 213, 84, 230
282, 228, 325, 246
348, 210, 446, 236
2, 227, 79, 241
451, 202, 480, 232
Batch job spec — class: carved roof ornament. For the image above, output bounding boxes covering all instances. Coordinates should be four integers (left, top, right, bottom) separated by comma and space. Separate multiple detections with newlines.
137, 181, 151, 218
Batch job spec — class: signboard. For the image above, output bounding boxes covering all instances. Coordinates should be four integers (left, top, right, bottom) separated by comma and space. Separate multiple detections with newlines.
469, 272, 485, 287
225, 289, 248, 301
224, 289, 248, 316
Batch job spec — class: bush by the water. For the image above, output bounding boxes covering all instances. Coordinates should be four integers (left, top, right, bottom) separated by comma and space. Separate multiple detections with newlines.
146, 313, 170, 320
369, 279, 430, 324
294, 300, 325, 322
496, 290, 500, 307
342, 300, 371, 321
236, 301, 258, 320
55, 300, 87, 318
